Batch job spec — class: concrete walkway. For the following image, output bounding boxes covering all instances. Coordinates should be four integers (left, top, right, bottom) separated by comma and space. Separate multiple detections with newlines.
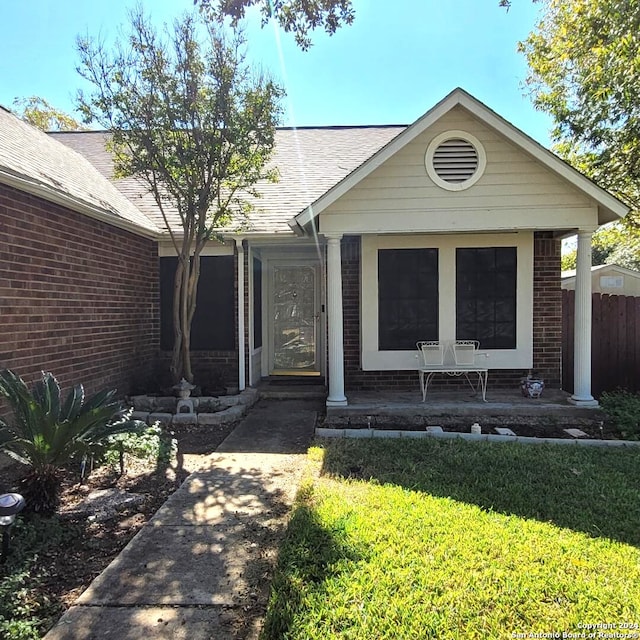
45, 399, 321, 640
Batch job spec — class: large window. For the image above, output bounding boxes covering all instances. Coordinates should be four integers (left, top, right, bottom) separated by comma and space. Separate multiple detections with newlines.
456, 247, 516, 349
253, 257, 262, 349
160, 256, 235, 351
378, 248, 438, 350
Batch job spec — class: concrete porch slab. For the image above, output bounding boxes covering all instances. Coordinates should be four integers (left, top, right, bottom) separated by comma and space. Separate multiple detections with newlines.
325, 389, 604, 429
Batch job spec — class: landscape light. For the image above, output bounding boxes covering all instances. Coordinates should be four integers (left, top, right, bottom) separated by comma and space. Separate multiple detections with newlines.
0, 493, 26, 564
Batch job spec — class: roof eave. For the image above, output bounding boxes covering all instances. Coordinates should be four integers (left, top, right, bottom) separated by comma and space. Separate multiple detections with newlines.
0, 168, 161, 240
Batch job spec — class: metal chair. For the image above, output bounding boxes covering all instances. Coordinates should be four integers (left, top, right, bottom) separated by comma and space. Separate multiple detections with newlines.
451, 340, 481, 366
417, 341, 445, 366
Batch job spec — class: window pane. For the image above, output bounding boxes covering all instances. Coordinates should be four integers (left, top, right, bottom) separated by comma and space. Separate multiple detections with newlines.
160, 256, 235, 351
456, 247, 516, 349
378, 248, 438, 350
253, 257, 262, 349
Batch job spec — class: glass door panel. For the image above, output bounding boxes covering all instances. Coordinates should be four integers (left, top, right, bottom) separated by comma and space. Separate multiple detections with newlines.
272, 265, 318, 373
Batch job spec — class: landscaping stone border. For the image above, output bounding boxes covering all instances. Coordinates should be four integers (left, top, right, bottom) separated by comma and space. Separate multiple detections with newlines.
315, 427, 640, 447
129, 388, 258, 427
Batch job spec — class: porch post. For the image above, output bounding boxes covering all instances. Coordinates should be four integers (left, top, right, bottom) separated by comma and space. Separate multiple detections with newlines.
570, 228, 597, 407
235, 237, 246, 392
326, 234, 347, 406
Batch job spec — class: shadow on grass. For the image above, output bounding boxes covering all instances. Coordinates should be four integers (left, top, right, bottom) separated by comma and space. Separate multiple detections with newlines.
319, 438, 640, 548
262, 494, 365, 640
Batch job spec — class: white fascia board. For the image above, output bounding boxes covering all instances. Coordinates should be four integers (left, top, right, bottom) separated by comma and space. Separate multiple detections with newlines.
0, 169, 160, 239
157, 241, 234, 257
319, 206, 599, 236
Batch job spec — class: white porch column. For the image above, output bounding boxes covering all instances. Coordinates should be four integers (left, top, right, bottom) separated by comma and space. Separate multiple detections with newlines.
570, 228, 597, 407
326, 234, 347, 406
235, 238, 246, 391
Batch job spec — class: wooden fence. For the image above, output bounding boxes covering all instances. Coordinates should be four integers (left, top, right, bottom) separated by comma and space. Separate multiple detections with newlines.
562, 290, 640, 396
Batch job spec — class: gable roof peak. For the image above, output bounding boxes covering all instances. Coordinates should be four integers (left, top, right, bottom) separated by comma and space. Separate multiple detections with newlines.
291, 88, 629, 231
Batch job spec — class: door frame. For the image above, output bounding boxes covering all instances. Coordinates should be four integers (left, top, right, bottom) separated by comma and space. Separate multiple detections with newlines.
261, 253, 325, 378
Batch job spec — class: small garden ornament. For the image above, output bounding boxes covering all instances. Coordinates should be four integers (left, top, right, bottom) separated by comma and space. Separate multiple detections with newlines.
520, 371, 545, 399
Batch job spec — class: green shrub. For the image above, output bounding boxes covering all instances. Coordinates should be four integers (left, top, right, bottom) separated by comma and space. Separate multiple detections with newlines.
600, 389, 640, 440
0, 369, 145, 514
103, 424, 177, 472
0, 517, 77, 639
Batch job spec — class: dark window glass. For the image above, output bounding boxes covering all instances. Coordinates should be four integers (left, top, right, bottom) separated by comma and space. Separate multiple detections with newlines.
160, 256, 235, 351
253, 257, 262, 349
378, 248, 438, 350
456, 247, 516, 349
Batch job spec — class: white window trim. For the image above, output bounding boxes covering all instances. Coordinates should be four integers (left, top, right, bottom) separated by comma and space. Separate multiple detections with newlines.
425, 130, 487, 191
361, 233, 533, 370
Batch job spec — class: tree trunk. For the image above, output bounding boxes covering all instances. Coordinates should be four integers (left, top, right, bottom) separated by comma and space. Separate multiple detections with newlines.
170, 245, 203, 385
182, 250, 202, 384
170, 258, 185, 382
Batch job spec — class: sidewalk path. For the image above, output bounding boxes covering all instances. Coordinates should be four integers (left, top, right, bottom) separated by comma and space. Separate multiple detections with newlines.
45, 398, 321, 640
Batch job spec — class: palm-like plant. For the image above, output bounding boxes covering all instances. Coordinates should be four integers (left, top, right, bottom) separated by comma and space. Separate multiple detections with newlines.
0, 369, 144, 515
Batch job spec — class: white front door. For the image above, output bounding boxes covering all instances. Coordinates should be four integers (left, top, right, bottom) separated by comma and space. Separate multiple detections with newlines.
269, 262, 321, 375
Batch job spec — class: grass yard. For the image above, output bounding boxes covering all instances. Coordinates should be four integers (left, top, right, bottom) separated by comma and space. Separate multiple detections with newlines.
263, 439, 640, 640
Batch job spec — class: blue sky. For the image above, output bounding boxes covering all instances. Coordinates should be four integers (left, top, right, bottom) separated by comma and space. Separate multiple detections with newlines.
0, 0, 553, 144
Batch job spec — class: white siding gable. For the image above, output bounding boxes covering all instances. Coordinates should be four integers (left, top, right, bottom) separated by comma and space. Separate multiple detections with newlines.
319, 106, 598, 235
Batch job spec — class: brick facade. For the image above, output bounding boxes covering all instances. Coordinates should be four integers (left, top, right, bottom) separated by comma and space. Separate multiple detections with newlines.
532, 231, 562, 386
341, 233, 562, 392
0, 183, 159, 396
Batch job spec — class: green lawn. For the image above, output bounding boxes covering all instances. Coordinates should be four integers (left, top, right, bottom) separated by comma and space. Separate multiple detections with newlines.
262, 439, 640, 640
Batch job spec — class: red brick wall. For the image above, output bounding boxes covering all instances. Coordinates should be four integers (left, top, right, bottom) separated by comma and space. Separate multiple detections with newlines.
0, 183, 159, 396
341, 233, 562, 392
532, 231, 562, 386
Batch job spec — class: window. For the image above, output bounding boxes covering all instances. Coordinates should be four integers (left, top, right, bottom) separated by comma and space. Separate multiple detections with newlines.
378, 248, 438, 350
160, 256, 235, 351
425, 130, 486, 191
253, 257, 262, 348
456, 247, 516, 349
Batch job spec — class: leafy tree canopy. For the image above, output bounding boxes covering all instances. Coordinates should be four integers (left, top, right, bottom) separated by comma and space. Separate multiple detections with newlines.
561, 223, 640, 271
13, 96, 85, 131
198, 0, 355, 49
520, 0, 640, 228
76, 10, 283, 382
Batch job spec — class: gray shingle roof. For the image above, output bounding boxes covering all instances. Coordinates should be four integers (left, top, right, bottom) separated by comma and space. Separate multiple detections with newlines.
52, 125, 405, 235
0, 107, 160, 235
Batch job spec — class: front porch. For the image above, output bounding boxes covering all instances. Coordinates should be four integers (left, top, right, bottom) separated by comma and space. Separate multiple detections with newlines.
323, 389, 604, 433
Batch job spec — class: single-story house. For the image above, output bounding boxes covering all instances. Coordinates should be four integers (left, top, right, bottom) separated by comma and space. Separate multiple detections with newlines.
0, 89, 629, 408
562, 264, 640, 297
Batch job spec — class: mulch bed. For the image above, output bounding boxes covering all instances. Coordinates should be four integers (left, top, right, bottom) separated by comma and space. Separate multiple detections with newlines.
0, 420, 238, 635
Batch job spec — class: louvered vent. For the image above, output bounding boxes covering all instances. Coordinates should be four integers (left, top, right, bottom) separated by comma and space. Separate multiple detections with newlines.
432, 138, 479, 183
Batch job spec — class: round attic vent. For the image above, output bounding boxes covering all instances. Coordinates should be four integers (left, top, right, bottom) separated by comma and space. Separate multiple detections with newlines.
425, 130, 486, 191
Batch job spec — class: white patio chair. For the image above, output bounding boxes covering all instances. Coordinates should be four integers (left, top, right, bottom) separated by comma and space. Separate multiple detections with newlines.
416, 341, 445, 366
448, 340, 490, 401
452, 340, 480, 366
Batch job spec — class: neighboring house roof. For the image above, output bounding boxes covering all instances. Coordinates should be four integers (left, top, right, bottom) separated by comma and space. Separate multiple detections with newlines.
562, 263, 640, 297
292, 88, 630, 232
0, 106, 160, 237
52, 125, 404, 236
562, 263, 640, 279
